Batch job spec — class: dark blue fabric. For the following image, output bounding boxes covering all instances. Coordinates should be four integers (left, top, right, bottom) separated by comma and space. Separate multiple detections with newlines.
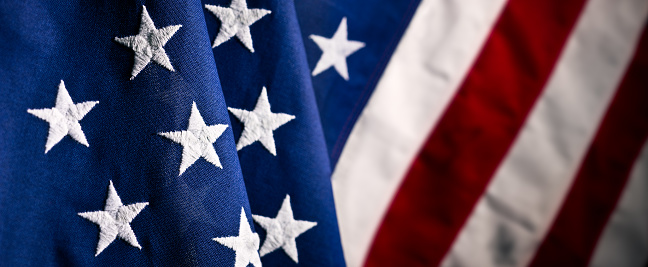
295, 0, 422, 166
202, 0, 346, 266
0, 0, 255, 266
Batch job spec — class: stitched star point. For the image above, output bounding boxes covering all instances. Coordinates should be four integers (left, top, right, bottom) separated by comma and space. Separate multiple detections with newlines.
213, 208, 262, 267
78, 181, 148, 256
114, 5, 182, 80
253, 195, 317, 263
228, 87, 295, 156
205, 0, 271, 52
159, 102, 228, 175
27, 80, 98, 153
309, 17, 365, 80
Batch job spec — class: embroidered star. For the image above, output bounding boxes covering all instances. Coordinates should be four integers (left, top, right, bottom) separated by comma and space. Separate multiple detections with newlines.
27, 80, 98, 153
159, 102, 228, 176
78, 181, 148, 256
309, 17, 365, 80
214, 208, 262, 267
205, 0, 271, 52
253, 195, 317, 263
114, 5, 182, 80
228, 87, 295, 155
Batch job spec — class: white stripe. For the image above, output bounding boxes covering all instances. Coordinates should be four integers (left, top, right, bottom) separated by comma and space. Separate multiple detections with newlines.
442, 1, 648, 267
330, 0, 508, 266
589, 141, 648, 267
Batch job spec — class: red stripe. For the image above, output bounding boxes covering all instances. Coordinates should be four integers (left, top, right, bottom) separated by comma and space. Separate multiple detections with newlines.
529, 24, 648, 267
363, 1, 588, 266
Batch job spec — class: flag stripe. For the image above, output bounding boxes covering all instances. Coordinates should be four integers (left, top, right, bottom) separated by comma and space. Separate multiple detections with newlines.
529, 22, 648, 266
364, 0, 588, 265
327, 0, 422, 166
589, 141, 648, 267
443, 1, 648, 266
330, 0, 508, 265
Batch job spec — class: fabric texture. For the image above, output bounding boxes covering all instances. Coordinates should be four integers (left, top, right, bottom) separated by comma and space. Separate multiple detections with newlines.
0, 0, 346, 266
204, 0, 347, 265
0, 1, 256, 265
3, 0, 647, 266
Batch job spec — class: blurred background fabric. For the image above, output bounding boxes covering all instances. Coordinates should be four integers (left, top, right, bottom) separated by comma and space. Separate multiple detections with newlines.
0, 0, 647, 266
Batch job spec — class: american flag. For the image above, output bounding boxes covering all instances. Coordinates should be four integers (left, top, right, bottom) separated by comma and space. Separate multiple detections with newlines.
1, 0, 647, 266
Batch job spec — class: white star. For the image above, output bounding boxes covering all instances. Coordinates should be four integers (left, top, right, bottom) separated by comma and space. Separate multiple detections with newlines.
253, 195, 317, 263
78, 181, 148, 256
214, 208, 262, 267
309, 17, 365, 80
228, 87, 295, 156
159, 102, 228, 176
27, 80, 98, 153
205, 0, 271, 52
114, 5, 182, 80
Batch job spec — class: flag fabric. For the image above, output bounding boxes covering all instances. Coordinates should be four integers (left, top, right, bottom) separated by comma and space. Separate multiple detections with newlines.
296, 0, 648, 266
2, 0, 648, 267
0, 0, 343, 266
0, 1, 256, 265
202, 0, 345, 265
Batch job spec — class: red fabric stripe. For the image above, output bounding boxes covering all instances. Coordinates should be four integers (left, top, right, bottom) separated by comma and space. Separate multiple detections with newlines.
363, 1, 587, 266
529, 24, 648, 267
